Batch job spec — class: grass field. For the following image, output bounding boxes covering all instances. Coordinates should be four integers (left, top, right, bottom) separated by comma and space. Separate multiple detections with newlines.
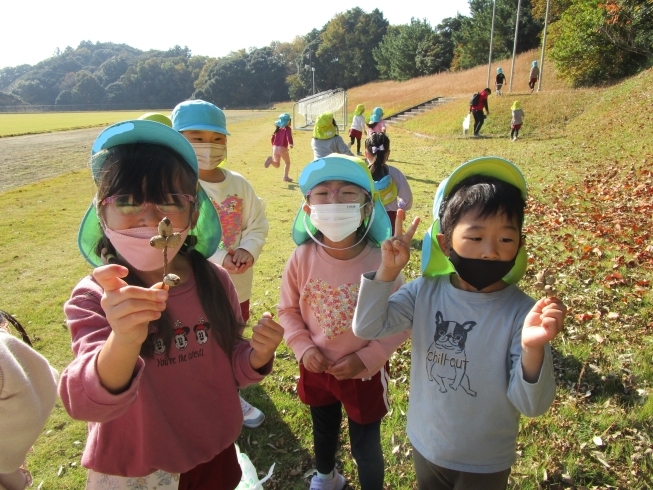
1, 62, 652, 489
0, 109, 283, 138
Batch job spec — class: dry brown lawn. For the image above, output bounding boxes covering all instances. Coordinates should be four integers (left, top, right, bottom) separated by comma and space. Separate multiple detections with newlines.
346, 49, 568, 116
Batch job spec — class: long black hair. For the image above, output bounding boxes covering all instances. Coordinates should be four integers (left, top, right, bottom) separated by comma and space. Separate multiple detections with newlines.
93, 143, 242, 358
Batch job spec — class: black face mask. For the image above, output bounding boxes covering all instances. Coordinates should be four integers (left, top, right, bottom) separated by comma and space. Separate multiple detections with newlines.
448, 248, 517, 291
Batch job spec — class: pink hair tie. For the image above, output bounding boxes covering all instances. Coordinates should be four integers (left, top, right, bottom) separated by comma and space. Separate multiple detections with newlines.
371, 145, 384, 154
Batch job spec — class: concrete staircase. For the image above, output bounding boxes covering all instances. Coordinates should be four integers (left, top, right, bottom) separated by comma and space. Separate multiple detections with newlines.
386, 97, 454, 124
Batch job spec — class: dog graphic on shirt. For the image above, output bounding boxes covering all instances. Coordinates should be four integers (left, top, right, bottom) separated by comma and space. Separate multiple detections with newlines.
426, 311, 476, 397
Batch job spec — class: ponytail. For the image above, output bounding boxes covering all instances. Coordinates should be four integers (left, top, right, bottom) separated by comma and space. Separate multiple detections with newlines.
365, 132, 390, 180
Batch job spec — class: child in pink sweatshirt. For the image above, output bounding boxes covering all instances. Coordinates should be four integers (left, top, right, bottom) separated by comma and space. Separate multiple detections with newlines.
58, 120, 283, 490
278, 155, 409, 490
263, 113, 294, 182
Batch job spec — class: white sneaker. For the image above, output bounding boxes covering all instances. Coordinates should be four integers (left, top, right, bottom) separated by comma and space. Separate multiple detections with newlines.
240, 396, 265, 428
309, 469, 346, 490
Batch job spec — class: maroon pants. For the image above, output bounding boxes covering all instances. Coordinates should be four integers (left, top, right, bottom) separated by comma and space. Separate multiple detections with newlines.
240, 299, 250, 323
179, 443, 241, 490
387, 211, 398, 235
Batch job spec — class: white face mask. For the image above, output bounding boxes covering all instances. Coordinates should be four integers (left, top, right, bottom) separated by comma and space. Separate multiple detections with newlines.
308, 203, 365, 243
191, 142, 227, 170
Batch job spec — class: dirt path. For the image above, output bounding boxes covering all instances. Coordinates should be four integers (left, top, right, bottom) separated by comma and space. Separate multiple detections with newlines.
0, 111, 275, 193
0, 127, 100, 192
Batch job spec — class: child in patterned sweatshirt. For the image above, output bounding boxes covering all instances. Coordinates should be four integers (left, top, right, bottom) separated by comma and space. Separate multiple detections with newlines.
172, 100, 270, 428
278, 155, 410, 490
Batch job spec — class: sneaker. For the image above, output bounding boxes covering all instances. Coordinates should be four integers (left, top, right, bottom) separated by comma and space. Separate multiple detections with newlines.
264, 156, 273, 168
472, 133, 480, 138
240, 396, 265, 428
512, 137, 517, 142
356, 151, 363, 156
309, 469, 346, 490
283, 176, 293, 182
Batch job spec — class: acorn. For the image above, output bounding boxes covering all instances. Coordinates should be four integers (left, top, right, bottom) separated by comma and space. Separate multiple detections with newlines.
534, 269, 557, 297
150, 217, 183, 288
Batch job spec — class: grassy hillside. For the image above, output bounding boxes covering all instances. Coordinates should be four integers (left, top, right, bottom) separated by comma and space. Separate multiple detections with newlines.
0, 63, 651, 489
346, 49, 569, 117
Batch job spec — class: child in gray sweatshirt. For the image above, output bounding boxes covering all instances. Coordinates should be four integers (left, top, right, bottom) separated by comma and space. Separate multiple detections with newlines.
353, 157, 566, 490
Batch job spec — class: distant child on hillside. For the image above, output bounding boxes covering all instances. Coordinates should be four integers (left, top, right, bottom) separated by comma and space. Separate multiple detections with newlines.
311, 112, 354, 160
349, 104, 366, 156
264, 113, 294, 182
172, 100, 270, 429
59, 120, 282, 489
278, 155, 409, 490
495, 68, 506, 96
366, 107, 386, 137
354, 157, 566, 490
529, 61, 539, 93
365, 132, 412, 234
511, 101, 524, 141
1, 311, 58, 490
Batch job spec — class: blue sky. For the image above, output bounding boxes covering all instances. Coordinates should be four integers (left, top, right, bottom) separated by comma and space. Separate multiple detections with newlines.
1, 1, 470, 69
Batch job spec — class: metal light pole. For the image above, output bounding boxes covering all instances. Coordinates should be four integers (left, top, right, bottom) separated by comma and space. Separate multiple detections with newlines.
312, 67, 315, 95
486, 0, 497, 88
538, 0, 550, 92
509, 0, 522, 93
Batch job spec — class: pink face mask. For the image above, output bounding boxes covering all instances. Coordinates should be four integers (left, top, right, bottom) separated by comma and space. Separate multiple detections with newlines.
103, 225, 190, 271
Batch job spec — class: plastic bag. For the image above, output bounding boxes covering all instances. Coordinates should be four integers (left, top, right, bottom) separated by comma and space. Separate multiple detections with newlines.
236, 445, 275, 490
462, 113, 471, 134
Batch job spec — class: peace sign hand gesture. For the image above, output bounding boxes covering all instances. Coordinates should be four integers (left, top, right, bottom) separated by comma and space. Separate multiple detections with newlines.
376, 209, 420, 282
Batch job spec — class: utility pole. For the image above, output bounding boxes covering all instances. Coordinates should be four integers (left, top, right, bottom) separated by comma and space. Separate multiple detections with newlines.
486, 0, 497, 88
538, 0, 550, 92
509, 0, 522, 93
312, 67, 315, 95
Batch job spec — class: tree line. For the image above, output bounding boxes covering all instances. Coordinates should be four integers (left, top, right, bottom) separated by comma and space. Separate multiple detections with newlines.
1, 1, 650, 108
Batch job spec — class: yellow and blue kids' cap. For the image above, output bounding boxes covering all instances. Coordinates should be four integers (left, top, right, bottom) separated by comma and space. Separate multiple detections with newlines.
354, 104, 365, 116
171, 100, 230, 135
291, 155, 392, 246
511, 101, 522, 111
275, 113, 291, 128
139, 112, 172, 127
369, 107, 384, 124
421, 156, 528, 283
313, 112, 337, 140
78, 119, 222, 267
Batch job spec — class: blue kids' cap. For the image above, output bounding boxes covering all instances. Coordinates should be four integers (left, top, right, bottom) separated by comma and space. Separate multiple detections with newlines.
139, 112, 172, 127
532, 60, 538, 67
78, 119, 222, 267
171, 100, 231, 135
275, 113, 291, 128
497, 67, 503, 74
421, 157, 528, 283
369, 107, 384, 124
292, 155, 391, 246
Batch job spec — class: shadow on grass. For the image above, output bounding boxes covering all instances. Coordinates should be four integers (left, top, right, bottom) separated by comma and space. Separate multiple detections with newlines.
405, 175, 438, 186
237, 383, 314, 490
552, 347, 643, 407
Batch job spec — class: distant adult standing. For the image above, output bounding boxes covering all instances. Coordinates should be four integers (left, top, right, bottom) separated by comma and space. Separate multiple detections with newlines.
495, 68, 506, 96
469, 88, 491, 137
529, 61, 540, 93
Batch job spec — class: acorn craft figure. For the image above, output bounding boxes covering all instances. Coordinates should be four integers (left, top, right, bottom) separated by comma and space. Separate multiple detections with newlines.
150, 217, 183, 287
534, 269, 557, 297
